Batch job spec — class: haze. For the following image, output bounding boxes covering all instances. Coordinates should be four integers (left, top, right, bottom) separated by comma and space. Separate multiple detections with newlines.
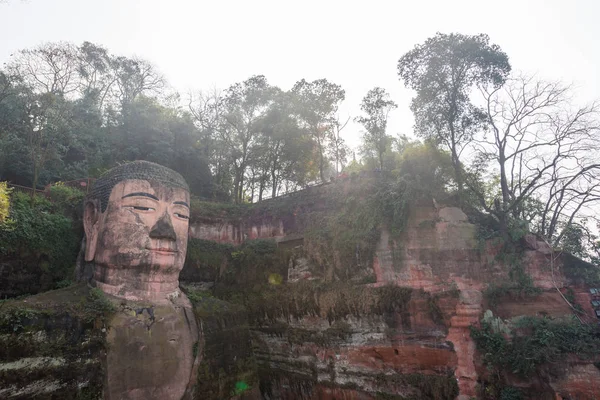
1, 0, 599, 148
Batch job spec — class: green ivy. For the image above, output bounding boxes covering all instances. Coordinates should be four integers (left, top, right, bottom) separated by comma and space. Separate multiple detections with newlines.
485, 243, 541, 307
81, 288, 116, 323
562, 252, 600, 286
220, 281, 413, 325
0, 192, 80, 286
190, 198, 250, 222
470, 316, 600, 378
186, 238, 233, 271
189, 175, 413, 282
0, 181, 11, 224
47, 183, 86, 220
302, 176, 411, 279
499, 386, 524, 400
221, 239, 288, 288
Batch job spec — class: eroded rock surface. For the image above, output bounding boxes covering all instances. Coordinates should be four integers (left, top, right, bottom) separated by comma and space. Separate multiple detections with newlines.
184, 189, 600, 399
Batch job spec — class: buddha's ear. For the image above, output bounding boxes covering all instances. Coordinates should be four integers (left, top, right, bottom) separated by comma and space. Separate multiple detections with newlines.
83, 199, 101, 262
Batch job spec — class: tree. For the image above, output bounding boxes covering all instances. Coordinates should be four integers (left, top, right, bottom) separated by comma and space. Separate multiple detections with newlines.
355, 87, 397, 170
291, 78, 345, 182
76, 41, 116, 111
397, 140, 455, 201
0, 41, 212, 198
472, 75, 600, 244
329, 115, 350, 175
111, 56, 165, 111
24, 92, 76, 193
109, 95, 212, 196
188, 88, 232, 200
258, 90, 314, 199
0, 71, 15, 106
398, 33, 511, 194
6, 42, 79, 96
222, 75, 277, 203
2, 43, 95, 187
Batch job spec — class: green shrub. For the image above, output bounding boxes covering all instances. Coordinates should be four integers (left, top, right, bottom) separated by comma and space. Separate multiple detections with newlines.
303, 177, 411, 279
471, 316, 600, 378
225, 239, 287, 288
82, 287, 116, 323
562, 252, 600, 286
186, 238, 233, 271
47, 183, 86, 219
500, 386, 524, 400
190, 198, 250, 221
0, 192, 80, 286
0, 181, 11, 224
485, 247, 541, 307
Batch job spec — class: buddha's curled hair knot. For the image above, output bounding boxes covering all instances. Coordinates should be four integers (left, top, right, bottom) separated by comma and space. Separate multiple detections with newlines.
88, 161, 189, 212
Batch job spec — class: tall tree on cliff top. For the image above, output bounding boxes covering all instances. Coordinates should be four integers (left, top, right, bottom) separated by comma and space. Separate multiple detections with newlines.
356, 87, 397, 170
398, 33, 511, 194
76, 41, 116, 111
188, 88, 233, 200
329, 115, 350, 175
475, 75, 600, 244
292, 78, 345, 182
4, 43, 81, 192
7, 42, 80, 96
222, 75, 277, 203
257, 90, 316, 199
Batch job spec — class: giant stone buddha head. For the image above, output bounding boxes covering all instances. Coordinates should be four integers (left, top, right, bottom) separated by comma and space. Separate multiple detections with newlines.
83, 161, 190, 303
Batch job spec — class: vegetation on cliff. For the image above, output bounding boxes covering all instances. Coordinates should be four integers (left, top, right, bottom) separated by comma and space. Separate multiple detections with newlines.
187, 172, 423, 282
483, 241, 542, 307
183, 287, 257, 400
219, 280, 413, 325
0, 192, 81, 294
0, 181, 10, 224
0, 284, 114, 399
470, 315, 600, 398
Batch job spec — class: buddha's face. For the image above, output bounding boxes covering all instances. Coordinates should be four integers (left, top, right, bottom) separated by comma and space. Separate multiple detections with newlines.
84, 179, 190, 296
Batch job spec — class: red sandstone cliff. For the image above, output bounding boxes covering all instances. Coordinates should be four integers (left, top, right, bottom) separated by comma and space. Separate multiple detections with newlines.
187, 194, 600, 399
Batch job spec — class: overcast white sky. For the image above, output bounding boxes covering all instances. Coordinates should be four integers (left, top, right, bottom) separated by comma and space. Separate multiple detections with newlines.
1, 0, 599, 150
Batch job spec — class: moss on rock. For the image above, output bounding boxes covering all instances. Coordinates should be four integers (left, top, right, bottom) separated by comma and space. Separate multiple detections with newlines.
0, 284, 113, 399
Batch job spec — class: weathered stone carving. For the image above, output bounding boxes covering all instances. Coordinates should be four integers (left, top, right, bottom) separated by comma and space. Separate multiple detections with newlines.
83, 161, 199, 400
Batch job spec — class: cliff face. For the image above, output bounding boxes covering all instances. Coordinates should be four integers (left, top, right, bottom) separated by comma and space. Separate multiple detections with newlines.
0, 285, 110, 399
253, 287, 459, 400
0, 284, 259, 400
185, 178, 600, 400
2, 178, 599, 399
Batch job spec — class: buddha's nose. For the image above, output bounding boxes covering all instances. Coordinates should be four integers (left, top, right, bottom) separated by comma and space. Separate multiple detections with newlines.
149, 212, 177, 241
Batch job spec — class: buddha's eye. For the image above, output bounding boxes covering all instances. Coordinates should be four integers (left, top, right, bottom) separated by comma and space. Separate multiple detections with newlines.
174, 213, 189, 220
128, 206, 155, 212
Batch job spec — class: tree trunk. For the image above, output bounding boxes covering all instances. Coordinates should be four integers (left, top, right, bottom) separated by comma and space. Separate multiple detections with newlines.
271, 174, 277, 199
258, 179, 264, 202
498, 150, 510, 209
31, 164, 39, 202
318, 139, 326, 182
233, 174, 240, 204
